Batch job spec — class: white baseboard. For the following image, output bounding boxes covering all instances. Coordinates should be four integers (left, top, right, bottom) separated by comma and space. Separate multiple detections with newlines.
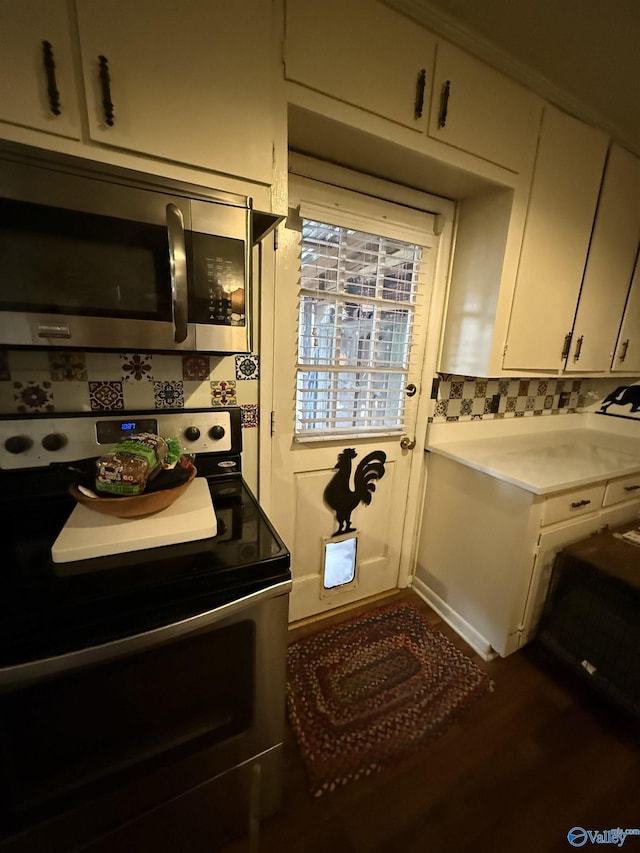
410, 576, 498, 661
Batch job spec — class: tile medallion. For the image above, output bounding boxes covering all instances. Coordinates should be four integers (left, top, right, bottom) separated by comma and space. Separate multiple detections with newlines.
121, 353, 153, 381
89, 381, 124, 410
182, 355, 211, 381
49, 351, 87, 382
153, 381, 184, 409
241, 403, 259, 428
235, 354, 259, 380
14, 380, 54, 413
211, 380, 237, 407
450, 381, 464, 399
460, 398, 473, 416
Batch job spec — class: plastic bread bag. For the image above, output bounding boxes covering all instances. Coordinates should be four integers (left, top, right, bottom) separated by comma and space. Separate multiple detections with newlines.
95, 433, 169, 496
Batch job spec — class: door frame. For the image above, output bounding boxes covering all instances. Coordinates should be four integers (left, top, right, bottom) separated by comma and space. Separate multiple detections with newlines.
259, 154, 455, 589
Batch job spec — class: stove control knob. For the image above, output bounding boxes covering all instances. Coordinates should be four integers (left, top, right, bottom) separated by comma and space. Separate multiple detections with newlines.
209, 425, 225, 441
5, 435, 33, 454
184, 426, 201, 442
42, 432, 68, 452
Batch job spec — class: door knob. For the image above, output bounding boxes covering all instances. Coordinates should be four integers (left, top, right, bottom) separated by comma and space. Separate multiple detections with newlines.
400, 435, 416, 451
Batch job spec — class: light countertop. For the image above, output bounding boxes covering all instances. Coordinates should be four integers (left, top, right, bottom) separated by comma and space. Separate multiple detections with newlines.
426, 418, 640, 495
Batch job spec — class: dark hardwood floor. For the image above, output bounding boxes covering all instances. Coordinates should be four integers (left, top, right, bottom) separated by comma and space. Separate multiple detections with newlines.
223, 589, 640, 853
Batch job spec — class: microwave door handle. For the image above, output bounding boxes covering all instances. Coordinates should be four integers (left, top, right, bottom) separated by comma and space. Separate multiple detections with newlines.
245, 203, 253, 353
166, 203, 188, 344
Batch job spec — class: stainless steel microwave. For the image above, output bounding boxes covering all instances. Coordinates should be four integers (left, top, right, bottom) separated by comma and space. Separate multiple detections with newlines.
0, 144, 274, 354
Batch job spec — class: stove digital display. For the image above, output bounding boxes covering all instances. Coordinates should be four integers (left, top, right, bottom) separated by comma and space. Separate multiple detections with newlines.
96, 418, 158, 444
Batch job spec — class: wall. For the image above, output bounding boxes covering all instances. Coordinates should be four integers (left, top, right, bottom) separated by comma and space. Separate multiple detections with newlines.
431, 373, 640, 426
0, 349, 261, 491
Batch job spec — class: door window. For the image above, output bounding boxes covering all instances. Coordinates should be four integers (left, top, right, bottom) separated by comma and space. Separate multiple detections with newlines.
297, 219, 423, 438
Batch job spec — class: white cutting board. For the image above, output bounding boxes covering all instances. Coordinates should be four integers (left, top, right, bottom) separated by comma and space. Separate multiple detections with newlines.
52, 477, 217, 563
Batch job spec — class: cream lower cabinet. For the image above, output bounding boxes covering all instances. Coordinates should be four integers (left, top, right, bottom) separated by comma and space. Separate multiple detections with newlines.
565, 145, 640, 373
502, 105, 609, 372
0, 0, 82, 140
414, 454, 640, 659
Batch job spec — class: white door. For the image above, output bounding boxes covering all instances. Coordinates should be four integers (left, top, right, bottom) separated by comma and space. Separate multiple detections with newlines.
271, 175, 443, 622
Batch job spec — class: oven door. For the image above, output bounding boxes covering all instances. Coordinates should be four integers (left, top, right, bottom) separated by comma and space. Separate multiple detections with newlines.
0, 585, 289, 853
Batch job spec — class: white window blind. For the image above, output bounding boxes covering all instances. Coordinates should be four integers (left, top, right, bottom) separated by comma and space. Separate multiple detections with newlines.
296, 218, 426, 438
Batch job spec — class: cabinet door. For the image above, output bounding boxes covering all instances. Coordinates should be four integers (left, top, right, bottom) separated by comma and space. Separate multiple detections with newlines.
566, 146, 640, 372
503, 106, 609, 371
428, 40, 541, 173
75, 0, 275, 184
612, 256, 640, 372
520, 515, 602, 646
0, 0, 81, 139
284, 0, 435, 131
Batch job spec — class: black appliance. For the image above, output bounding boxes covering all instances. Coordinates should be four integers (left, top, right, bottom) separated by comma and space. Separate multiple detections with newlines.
0, 407, 291, 853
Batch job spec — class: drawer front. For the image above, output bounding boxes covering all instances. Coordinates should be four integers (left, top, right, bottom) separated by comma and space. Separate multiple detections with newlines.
603, 472, 640, 507
541, 484, 605, 526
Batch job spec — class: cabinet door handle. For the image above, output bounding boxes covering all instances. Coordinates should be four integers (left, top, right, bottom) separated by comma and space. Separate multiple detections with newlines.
98, 55, 115, 126
570, 499, 591, 509
41, 41, 61, 116
619, 338, 630, 362
561, 332, 573, 361
437, 79, 450, 128
624, 484, 640, 492
573, 334, 584, 361
414, 69, 426, 119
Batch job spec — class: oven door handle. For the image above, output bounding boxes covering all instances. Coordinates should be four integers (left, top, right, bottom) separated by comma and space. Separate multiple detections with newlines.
166, 202, 189, 344
0, 580, 291, 692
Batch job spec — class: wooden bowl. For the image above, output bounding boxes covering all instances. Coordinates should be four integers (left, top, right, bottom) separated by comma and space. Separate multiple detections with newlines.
70, 466, 197, 519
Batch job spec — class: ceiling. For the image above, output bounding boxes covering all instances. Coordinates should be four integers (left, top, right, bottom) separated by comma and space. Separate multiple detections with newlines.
381, 0, 640, 154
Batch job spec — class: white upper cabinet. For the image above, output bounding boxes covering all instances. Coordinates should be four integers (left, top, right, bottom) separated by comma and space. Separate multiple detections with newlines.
565, 145, 640, 372
612, 259, 640, 373
75, 0, 276, 184
503, 106, 609, 372
0, 0, 82, 139
427, 41, 541, 174
284, 0, 436, 131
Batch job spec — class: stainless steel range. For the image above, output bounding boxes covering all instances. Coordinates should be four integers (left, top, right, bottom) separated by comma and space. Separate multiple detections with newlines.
0, 407, 291, 853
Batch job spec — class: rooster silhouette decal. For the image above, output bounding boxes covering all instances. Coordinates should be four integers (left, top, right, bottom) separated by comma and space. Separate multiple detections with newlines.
323, 448, 387, 536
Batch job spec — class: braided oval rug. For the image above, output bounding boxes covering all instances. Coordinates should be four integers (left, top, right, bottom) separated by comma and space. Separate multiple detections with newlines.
286, 601, 494, 797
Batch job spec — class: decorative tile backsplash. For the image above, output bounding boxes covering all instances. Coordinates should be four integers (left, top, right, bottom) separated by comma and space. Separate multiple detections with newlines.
0, 348, 263, 492
432, 374, 586, 422
0, 350, 260, 422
